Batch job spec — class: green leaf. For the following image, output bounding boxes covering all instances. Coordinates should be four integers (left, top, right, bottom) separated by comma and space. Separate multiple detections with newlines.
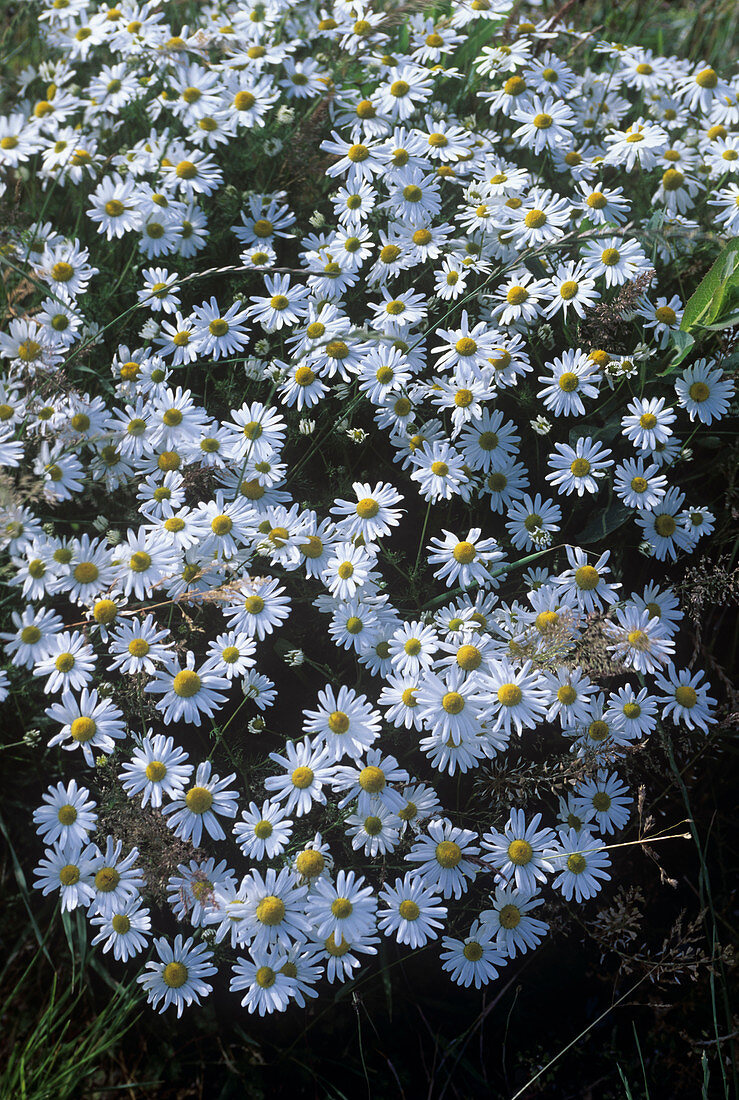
681, 237, 739, 332
659, 329, 694, 375
575, 500, 632, 544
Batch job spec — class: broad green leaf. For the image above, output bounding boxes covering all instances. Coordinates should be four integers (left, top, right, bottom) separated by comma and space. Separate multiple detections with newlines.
659, 329, 694, 375
575, 500, 632, 544
681, 237, 739, 332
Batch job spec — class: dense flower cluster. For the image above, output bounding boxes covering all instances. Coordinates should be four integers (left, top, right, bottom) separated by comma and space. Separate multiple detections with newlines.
1, 0, 735, 1016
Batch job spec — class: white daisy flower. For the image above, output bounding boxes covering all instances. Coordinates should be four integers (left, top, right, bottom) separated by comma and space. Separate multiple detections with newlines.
230, 949, 297, 1015
479, 885, 549, 958
405, 817, 480, 900
551, 829, 611, 902
575, 770, 633, 835
145, 651, 230, 726
481, 809, 558, 892
546, 436, 614, 496
33, 779, 97, 847
162, 760, 239, 846
118, 733, 193, 808
33, 840, 97, 912
137, 935, 217, 1018
427, 528, 505, 589
654, 667, 716, 733
46, 688, 126, 766
264, 737, 335, 817
440, 922, 507, 988
234, 800, 294, 860
88, 835, 145, 918
674, 360, 734, 425
378, 874, 447, 948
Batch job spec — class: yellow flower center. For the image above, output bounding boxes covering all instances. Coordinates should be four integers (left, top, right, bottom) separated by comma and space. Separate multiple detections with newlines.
675, 685, 697, 708
254, 819, 273, 839
255, 966, 276, 988
347, 143, 369, 163
57, 804, 77, 825
129, 551, 151, 572
359, 766, 385, 793
498, 683, 522, 707
457, 644, 481, 671
51, 262, 74, 282
567, 853, 587, 874
524, 209, 547, 229
453, 540, 476, 564
211, 514, 233, 536
655, 515, 676, 538
570, 458, 591, 477
499, 904, 521, 929
185, 786, 213, 814
508, 839, 533, 865
173, 670, 201, 697
94, 867, 120, 892
588, 720, 609, 741
332, 897, 353, 919
296, 849, 324, 876
442, 691, 465, 714
291, 767, 314, 789
689, 382, 709, 402
662, 168, 684, 191
696, 67, 718, 88
557, 684, 577, 705
59, 865, 80, 886
506, 286, 529, 305
70, 716, 97, 742
356, 497, 381, 520
324, 934, 350, 957
435, 840, 462, 868
536, 610, 559, 633
146, 760, 167, 782
175, 160, 197, 179
162, 962, 188, 988
328, 710, 350, 734
575, 565, 599, 590
73, 561, 99, 585
326, 340, 349, 359
256, 895, 286, 925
